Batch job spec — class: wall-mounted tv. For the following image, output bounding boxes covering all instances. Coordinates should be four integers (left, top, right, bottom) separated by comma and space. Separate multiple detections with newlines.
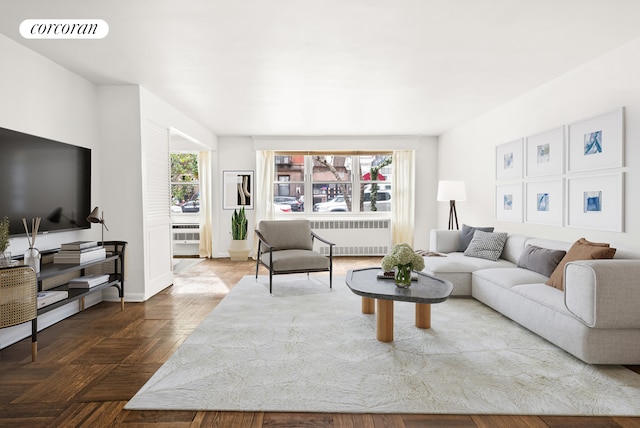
0, 127, 91, 237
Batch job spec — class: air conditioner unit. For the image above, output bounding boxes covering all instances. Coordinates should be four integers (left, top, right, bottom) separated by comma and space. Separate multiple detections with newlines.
172, 223, 200, 244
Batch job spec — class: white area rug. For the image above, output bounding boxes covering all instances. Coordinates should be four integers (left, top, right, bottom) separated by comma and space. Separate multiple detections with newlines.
126, 275, 640, 415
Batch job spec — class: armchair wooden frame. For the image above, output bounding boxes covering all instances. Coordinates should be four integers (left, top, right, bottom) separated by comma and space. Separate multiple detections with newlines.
255, 221, 335, 294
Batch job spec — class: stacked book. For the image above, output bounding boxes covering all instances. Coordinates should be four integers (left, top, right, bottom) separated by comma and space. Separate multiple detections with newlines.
37, 290, 68, 308
68, 274, 110, 289
53, 241, 106, 264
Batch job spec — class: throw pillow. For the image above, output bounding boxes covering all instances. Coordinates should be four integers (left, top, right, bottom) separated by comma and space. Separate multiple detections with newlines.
517, 245, 566, 278
463, 230, 508, 261
457, 224, 495, 252
545, 238, 616, 290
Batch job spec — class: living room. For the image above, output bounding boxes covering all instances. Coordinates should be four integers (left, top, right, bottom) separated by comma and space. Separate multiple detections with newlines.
1, 1, 640, 425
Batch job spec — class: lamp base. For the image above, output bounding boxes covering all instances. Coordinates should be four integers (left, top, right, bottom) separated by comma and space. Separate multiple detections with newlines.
448, 200, 459, 230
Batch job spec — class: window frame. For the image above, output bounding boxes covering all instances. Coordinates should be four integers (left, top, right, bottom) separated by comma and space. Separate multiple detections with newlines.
273, 152, 392, 216
170, 151, 200, 215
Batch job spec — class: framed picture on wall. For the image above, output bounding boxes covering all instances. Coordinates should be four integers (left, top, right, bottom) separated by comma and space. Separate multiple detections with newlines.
496, 139, 524, 180
567, 173, 624, 232
567, 108, 624, 172
495, 183, 523, 222
223, 170, 254, 210
525, 126, 564, 177
525, 179, 564, 226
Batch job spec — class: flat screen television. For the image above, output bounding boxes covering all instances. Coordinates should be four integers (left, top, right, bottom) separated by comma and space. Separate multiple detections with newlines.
0, 127, 91, 237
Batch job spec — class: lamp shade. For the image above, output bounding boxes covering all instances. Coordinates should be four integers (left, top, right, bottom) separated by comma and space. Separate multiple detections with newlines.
87, 207, 102, 224
437, 180, 467, 201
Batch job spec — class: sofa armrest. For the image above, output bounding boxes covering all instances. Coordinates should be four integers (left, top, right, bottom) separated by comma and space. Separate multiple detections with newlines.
429, 229, 461, 253
564, 260, 640, 328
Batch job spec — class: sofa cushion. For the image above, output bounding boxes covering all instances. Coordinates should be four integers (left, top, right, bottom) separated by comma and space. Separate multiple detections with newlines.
546, 238, 616, 290
473, 267, 549, 290
464, 231, 508, 261
517, 245, 566, 277
500, 234, 530, 264
457, 224, 495, 252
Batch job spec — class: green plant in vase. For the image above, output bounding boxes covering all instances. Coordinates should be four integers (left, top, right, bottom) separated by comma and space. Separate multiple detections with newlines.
0, 216, 10, 264
381, 243, 425, 288
229, 207, 250, 261
231, 207, 248, 240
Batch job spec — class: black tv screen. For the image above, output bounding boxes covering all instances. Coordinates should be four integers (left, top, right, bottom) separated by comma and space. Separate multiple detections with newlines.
0, 127, 91, 237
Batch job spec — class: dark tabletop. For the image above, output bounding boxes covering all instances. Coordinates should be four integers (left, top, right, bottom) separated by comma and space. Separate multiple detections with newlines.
345, 267, 453, 303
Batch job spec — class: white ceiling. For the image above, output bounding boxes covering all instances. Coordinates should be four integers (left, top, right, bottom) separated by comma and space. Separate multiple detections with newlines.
2, 0, 640, 136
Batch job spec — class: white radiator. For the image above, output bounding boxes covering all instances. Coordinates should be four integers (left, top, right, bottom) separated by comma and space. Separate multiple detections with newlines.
172, 224, 200, 256
310, 219, 390, 256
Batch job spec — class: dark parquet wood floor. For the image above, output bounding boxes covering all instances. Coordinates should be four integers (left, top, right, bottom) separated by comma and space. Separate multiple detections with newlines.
1, 257, 639, 427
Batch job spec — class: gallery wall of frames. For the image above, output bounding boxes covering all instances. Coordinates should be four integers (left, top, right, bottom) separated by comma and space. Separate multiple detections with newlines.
495, 107, 625, 232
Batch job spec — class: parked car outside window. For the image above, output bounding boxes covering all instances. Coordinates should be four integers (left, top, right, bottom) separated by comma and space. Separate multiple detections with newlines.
274, 196, 304, 212
313, 195, 347, 212
181, 200, 200, 213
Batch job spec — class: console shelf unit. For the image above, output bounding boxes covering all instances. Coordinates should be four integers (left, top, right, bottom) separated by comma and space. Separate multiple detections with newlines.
36, 241, 127, 315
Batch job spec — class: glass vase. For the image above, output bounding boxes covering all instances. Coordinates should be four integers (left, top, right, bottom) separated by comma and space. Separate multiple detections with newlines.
24, 247, 41, 274
395, 263, 412, 288
0, 251, 11, 267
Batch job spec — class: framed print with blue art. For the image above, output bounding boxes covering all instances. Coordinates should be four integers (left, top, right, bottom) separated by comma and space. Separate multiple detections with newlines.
567, 173, 623, 232
495, 183, 523, 222
496, 139, 523, 180
567, 108, 624, 172
525, 179, 563, 226
525, 127, 564, 177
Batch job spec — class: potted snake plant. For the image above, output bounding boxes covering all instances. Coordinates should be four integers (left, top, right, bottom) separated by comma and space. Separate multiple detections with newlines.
228, 207, 250, 261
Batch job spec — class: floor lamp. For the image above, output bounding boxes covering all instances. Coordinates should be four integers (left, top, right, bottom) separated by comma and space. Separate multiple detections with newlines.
437, 181, 467, 230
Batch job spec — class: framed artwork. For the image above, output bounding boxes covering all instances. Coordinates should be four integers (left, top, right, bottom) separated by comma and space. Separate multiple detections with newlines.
525, 179, 564, 226
495, 183, 523, 222
525, 127, 564, 177
567, 108, 624, 172
223, 170, 254, 210
567, 173, 624, 232
496, 139, 523, 180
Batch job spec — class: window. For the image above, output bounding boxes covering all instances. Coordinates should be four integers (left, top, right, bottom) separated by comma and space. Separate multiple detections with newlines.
273, 153, 392, 214
171, 153, 200, 213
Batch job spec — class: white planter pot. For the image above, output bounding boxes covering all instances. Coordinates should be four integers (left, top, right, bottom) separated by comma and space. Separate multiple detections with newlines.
228, 239, 250, 261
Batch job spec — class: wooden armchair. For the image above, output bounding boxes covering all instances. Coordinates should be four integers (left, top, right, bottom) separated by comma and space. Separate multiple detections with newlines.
255, 220, 335, 294
0, 265, 38, 362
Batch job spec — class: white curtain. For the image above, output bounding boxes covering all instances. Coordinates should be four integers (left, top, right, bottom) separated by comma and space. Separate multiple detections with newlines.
254, 150, 275, 255
198, 150, 213, 258
391, 150, 416, 247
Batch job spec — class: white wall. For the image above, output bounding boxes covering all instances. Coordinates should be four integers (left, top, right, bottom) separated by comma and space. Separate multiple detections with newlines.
97, 86, 218, 301
438, 37, 640, 252
0, 34, 102, 255
215, 135, 438, 257
0, 34, 104, 349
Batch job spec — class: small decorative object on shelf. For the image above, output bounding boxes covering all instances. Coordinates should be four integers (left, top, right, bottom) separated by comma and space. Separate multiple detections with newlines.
22, 217, 42, 273
381, 243, 426, 288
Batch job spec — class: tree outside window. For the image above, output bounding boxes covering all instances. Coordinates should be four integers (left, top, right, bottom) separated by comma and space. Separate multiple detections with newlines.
171, 153, 200, 213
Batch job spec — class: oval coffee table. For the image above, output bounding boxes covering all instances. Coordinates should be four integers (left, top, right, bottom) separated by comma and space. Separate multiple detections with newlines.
346, 267, 453, 342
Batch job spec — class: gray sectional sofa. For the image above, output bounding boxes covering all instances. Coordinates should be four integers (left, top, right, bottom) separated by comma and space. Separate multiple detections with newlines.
422, 228, 640, 365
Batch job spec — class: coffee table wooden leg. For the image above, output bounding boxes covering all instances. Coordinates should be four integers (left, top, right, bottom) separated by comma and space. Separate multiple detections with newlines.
415, 303, 431, 329
377, 299, 394, 342
362, 297, 375, 314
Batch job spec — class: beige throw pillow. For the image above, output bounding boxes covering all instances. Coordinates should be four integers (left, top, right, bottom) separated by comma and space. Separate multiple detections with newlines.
545, 238, 616, 290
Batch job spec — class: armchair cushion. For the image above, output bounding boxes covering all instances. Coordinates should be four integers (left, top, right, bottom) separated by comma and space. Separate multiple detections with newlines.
258, 220, 313, 251
264, 250, 331, 272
